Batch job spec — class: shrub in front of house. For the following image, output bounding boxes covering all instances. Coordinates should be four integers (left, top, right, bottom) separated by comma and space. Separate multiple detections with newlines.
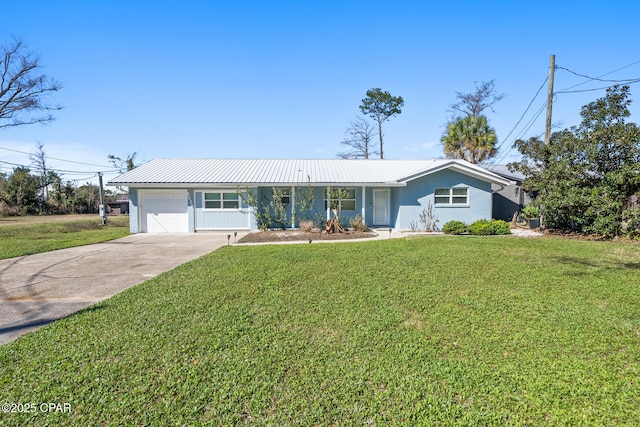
442, 220, 469, 235
299, 220, 315, 232
469, 219, 511, 235
489, 219, 511, 235
469, 219, 492, 235
349, 214, 369, 232
444, 219, 510, 235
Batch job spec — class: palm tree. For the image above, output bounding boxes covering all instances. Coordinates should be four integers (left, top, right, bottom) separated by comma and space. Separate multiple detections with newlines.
441, 115, 497, 164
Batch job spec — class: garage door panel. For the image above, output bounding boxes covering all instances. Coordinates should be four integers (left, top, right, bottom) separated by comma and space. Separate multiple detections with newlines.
140, 191, 188, 233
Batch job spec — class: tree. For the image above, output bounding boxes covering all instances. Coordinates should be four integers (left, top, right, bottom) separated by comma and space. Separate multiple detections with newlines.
337, 116, 377, 159
30, 142, 59, 208
1, 167, 40, 214
448, 80, 505, 118
359, 88, 404, 159
0, 39, 62, 129
108, 152, 139, 173
74, 183, 101, 214
510, 85, 640, 237
441, 115, 497, 164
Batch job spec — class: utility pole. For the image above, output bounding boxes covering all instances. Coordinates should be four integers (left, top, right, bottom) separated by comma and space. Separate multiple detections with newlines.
545, 54, 556, 145
98, 172, 107, 225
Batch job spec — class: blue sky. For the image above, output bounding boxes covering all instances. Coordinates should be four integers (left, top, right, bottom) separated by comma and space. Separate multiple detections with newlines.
1, 0, 639, 184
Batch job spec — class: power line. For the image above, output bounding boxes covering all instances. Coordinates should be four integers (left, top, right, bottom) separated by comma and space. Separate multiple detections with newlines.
0, 159, 31, 168
493, 76, 549, 153
489, 58, 640, 168
0, 159, 120, 176
556, 66, 640, 83
0, 145, 113, 168
489, 101, 547, 168
484, 75, 550, 169
556, 80, 640, 94
556, 59, 640, 92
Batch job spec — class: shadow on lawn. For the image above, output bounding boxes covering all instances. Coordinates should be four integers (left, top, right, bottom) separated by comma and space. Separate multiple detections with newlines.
0, 303, 107, 345
0, 318, 57, 336
554, 255, 640, 272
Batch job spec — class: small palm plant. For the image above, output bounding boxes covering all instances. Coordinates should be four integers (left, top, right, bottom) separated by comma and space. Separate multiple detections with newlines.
521, 205, 540, 228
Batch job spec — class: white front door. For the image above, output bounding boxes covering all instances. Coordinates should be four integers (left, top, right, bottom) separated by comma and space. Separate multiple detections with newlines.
373, 189, 389, 225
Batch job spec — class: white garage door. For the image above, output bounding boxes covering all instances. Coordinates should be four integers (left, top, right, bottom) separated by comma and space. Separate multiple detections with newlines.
140, 190, 188, 233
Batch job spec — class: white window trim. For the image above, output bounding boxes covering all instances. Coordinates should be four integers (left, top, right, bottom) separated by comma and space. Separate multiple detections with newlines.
434, 187, 469, 207
202, 190, 242, 211
273, 187, 291, 205
325, 187, 357, 212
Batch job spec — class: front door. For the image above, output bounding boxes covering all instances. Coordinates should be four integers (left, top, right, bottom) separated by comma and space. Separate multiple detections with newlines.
373, 189, 389, 225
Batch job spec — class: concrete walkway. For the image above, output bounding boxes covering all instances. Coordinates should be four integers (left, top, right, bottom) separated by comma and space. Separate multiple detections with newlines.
0, 232, 244, 345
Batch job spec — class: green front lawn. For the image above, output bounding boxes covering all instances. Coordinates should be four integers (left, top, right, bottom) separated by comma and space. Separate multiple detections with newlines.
1, 237, 639, 425
0, 216, 130, 259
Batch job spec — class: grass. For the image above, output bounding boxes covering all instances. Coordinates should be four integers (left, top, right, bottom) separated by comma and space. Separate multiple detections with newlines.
1, 236, 639, 425
0, 216, 130, 259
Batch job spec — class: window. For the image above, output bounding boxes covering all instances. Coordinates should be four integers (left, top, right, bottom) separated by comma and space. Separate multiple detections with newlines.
273, 187, 290, 204
204, 191, 240, 210
434, 187, 468, 205
325, 188, 356, 211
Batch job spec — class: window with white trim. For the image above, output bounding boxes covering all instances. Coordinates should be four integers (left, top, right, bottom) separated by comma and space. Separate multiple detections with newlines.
325, 188, 356, 211
204, 191, 240, 210
274, 187, 291, 204
434, 187, 468, 205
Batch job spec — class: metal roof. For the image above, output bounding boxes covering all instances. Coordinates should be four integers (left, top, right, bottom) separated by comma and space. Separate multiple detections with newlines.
484, 164, 526, 182
108, 158, 510, 186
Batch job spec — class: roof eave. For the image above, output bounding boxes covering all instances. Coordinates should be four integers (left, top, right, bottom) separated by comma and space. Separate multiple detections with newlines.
108, 181, 407, 188
398, 161, 510, 186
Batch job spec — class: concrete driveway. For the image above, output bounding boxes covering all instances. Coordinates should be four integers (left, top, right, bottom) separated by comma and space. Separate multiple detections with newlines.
0, 232, 244, 345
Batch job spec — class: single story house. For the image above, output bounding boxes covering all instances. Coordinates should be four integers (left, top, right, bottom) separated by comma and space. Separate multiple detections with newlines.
108, 158, 510, 233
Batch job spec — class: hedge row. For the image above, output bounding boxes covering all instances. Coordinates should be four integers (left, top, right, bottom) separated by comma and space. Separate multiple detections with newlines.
442, 219, 511, 235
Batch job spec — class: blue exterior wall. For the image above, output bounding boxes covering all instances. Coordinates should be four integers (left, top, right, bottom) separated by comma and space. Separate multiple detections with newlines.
256, 186, 365, 229
296, 186, 328, 226
187, 190, 195, 232
127, 170, 495, 233
324, 186, 363, 226
128, 188, 139, 233
393, 170, 493, 230
256, 187, 294, 228
194, 189, 252, 230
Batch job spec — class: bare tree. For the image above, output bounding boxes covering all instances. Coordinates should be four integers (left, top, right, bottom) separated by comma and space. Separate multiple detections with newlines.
0, 39, 62, 129
448, 80, 504, 118
29, 141, 62, 207
337, 116, 377, 159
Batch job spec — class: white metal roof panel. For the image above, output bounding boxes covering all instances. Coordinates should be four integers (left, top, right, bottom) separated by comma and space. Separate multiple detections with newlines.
108, 158, 509, 186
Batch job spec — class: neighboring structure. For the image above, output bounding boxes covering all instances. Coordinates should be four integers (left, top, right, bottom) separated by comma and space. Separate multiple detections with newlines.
106, 194, 130, 215
108, 158, 510, 233
487, 165, 531, 222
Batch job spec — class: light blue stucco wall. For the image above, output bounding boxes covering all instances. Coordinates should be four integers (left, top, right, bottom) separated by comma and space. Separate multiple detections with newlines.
194, 190, 252, 230
128, 172, 495, 233
187, 190, 195, 232
251, 178, 493, 231
128, 188, 139, 233
393, 170, 493, 230
253, 186, 366, 230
